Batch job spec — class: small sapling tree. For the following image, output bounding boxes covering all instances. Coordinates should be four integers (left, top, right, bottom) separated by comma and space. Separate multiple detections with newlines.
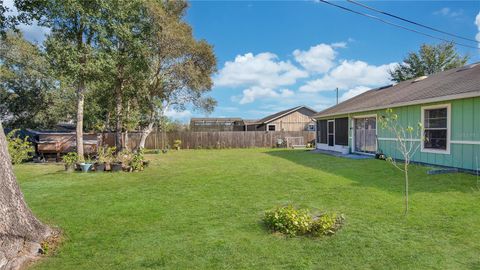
379, 109, 425, 215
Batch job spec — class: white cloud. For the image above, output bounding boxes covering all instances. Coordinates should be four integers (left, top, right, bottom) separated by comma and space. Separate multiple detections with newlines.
299, 60, 396, 93
238, 87, 294, 104
293, 43, 341, 73
475, 12, 480, 48
214, 52, 307, 88
340, 86, 370, 102
434, 7, 463, 18
165, 109, 192, 120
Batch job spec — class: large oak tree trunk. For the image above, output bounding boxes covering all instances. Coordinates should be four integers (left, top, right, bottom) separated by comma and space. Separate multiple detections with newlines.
0, 122, 52, 270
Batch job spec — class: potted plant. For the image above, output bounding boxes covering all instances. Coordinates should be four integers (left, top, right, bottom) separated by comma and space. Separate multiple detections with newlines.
63, 152, 78, 172
79, 156, 93, 172
173, 139, 182, 150
111, 149, 128, 172
118, 149, 133, 172
94, 146, 106, 172
103, 146, 116, 171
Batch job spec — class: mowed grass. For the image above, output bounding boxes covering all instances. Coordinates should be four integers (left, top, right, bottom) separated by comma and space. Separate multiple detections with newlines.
15, 149, 480, 269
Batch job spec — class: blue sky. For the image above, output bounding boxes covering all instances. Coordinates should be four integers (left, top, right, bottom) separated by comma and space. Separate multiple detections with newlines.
6, 0, 480, 121
183, 0, 480, 121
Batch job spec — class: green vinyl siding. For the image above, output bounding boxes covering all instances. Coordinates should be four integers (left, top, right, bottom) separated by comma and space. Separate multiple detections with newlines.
317, 96, 480, 171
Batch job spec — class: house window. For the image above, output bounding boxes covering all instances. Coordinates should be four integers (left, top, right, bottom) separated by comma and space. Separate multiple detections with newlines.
267, 124, 276, 131
422, 104, 450, 153
308, 123, 315, 131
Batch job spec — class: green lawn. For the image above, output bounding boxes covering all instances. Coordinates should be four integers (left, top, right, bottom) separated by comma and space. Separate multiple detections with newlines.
15, 149, 480, 269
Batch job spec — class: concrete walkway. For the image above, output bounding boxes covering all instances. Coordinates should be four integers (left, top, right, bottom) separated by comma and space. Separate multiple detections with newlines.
309, 149, 373, 160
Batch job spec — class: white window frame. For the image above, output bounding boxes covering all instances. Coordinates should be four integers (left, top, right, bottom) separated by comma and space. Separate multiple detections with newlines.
421, 103, 451, 155
267, 124, 276, 132
308, 123, 315, 131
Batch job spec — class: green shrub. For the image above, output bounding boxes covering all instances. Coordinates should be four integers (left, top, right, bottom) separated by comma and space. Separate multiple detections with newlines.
130, 149, 145, 171
264, 205, 312, 236
116, 149, 132, 164
263, 205, 344, 237
105, 146, 116, 163
7, 129, 34, 164
173, 140, 182, 150
310, 213, 344, 236
63, 152, 78, 167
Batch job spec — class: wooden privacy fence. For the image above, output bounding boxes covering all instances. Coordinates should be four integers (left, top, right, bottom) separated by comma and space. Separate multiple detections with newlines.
102, 131, 316, 149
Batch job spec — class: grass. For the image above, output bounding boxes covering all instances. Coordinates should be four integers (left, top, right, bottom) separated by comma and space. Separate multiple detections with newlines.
14, 148, 480, 269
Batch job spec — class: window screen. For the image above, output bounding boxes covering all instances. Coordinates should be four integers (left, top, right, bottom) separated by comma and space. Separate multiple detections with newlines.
424, 108, 447, 150
317, 120, 327, 144
335, 118, 349, 146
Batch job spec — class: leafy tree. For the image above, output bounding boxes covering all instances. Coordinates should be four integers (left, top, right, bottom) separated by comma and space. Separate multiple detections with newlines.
389, 42, 468, 82
0, 1, 18, 36
0, 32, 73, 128
98, 0, 151, 151
137, 0, 217, 149
16, 0, 107, 161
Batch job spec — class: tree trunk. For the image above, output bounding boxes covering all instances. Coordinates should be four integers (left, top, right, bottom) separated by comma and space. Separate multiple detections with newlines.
76, 81, 85, 161
0, 121, 52, 270
114, 66, 124, 152
124, 131, 129, 151
404, 163, 409, 215
138, 122, 154, 150
138, 109, 156, 150
76, 21, 86, 161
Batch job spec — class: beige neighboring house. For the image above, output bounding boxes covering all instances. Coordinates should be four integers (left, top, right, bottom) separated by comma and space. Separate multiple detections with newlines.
190, 106, 317, 132
245, 106, 317, 132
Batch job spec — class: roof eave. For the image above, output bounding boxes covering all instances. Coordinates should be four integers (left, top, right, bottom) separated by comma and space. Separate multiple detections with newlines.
314, 90, 480, 119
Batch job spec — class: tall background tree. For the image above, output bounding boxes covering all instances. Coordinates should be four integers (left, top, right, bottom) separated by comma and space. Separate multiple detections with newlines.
99, 0, 151, 151
0, 32, 74, 128
137, 0, 217, 149
16, 0, 106, 160
389, 42, 469, 82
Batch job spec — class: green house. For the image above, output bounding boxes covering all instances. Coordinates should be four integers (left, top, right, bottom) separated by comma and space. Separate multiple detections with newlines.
313, 63, 480, 171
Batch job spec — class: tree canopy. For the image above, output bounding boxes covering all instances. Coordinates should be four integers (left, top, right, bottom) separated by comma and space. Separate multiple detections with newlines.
0, 32, 74, 128
389, 42, 469, 82
2, 0, 217, 150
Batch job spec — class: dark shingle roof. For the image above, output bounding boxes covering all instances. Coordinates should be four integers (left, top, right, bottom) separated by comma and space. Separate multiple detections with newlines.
314, 63, 480, 118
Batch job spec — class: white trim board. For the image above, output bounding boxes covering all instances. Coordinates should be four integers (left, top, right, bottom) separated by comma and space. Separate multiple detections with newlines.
451, 140, 480, 145
378, 137, 421, 142
378, 138, 480, 145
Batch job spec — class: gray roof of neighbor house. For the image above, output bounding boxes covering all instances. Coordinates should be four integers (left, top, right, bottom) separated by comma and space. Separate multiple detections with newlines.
314, 62, 480, 118
253, 106, 317, 125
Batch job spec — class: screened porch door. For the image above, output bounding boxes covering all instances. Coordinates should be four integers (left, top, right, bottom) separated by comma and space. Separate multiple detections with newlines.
327, 120, 334, 146
354, 117, 377, 154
